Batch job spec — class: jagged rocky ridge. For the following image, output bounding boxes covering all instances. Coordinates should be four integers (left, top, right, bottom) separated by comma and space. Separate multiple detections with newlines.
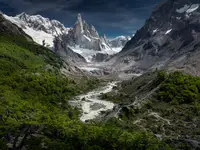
1, 12, 86, 75
54, 14, 126, 62
60, 13, 112, 51
4, 12, 128, 63
111, 0, 200, 75
3, 12, 87, 64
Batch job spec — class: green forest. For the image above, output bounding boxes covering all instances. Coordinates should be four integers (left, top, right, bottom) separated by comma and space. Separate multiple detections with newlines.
0, 35, 170, 149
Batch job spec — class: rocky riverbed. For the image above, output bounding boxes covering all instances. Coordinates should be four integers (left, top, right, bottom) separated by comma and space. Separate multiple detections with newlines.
69, 82, 118, 122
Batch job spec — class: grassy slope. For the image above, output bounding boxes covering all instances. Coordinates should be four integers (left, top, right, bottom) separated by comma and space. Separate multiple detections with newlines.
104, 71, 200, 149
0, 35, 169, 150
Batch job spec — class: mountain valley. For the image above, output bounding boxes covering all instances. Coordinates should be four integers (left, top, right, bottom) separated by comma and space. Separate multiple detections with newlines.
1, 0, 200, 149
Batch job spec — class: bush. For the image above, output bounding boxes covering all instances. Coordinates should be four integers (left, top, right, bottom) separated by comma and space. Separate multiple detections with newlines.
157, 71, 200, 104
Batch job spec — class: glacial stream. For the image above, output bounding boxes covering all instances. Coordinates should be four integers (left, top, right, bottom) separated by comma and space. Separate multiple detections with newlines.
69, 82, 118, 122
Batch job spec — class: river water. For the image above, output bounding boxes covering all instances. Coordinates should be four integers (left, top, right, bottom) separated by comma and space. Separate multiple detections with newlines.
69, 82, 118, 122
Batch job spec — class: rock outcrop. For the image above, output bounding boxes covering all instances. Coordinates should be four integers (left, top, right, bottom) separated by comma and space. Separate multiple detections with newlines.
63, 13, 112, 51
54, 36, 87, 63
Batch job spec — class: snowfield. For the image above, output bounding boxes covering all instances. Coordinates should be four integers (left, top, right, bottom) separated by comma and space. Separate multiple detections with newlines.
22, 27, 54, 47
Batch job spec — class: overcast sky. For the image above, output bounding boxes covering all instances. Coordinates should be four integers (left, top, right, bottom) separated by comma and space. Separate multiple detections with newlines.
0, 0, 161, 37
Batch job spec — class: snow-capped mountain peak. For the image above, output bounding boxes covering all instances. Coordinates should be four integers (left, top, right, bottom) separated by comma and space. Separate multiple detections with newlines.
4, 12, 70, 47
62, 13, 109, 52
16, 12, 28, 21
4, 12, 131, 63
76, 13, 83, 24
15, 12, 68, 35
54, 13, 129, 62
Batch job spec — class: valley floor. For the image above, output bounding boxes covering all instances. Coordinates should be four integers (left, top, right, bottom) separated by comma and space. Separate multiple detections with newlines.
69, 82, 118, 122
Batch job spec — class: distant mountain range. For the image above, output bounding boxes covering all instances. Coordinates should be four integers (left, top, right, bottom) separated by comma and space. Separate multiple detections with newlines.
3, 12, 131, 63
5, 0, 200, 76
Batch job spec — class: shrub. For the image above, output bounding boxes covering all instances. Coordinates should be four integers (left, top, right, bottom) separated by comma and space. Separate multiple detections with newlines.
157, 72, 200, 104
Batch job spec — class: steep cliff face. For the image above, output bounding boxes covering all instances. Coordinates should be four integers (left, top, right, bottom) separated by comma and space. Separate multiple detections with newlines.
55, 14, 124, 62
63, 13, 111, 52
111, 0, 200, 75
53, 36, 87, 63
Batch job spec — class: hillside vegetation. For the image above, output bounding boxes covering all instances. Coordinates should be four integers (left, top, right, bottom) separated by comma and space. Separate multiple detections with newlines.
0, 35, 170, 149
103, 71, 200, 149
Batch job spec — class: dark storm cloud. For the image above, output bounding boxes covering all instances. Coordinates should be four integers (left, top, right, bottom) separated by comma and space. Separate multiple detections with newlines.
0, 0, 161, 37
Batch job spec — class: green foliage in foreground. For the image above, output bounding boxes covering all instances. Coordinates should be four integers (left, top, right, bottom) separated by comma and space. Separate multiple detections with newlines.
0, 35, 63, 70
101, 71, 200, 149
0, 35, 170, 149
157, 71, 200, 104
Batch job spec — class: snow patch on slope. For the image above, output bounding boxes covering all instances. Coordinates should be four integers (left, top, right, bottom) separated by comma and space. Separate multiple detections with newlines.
186, 4, 199, 13
23, 27, 54, 47
176, 4, 199, 14
176, 4, 190, 13
153, 29, 158, 34
111, 47, 123, 53
165, 29, 172, 35
83, 35, 91, 42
